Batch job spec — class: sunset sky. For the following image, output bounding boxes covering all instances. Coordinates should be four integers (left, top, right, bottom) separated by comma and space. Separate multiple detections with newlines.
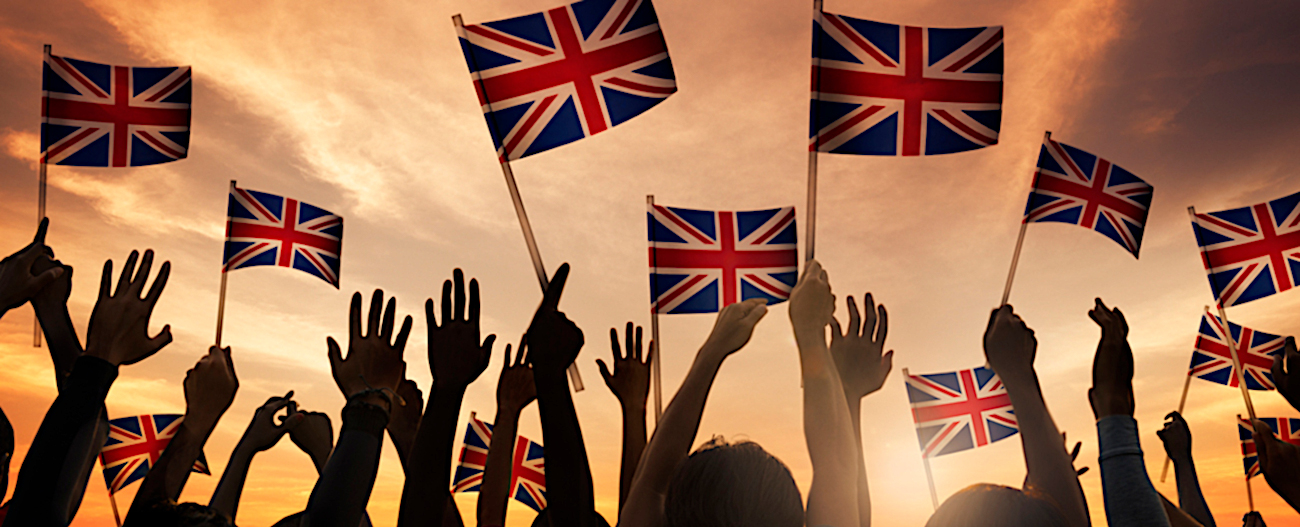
2, 0, 1300, 525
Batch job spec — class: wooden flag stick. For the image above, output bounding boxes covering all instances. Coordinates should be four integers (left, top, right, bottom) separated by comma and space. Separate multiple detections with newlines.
903, 368, 941, 510
1188, 206, 1257, 420
454, 14, 583, 391
100, 453, 123, 527
805, 0, 823, 263
34, 43, 52, 348
214, 180, 235, 348
1159, 370, 1194, 482
1246, 472, 1256, 512
1000, 131, 1050, 306
647, 195, 663, 423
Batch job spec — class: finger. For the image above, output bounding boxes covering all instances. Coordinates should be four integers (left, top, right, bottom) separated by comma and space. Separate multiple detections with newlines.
349, 293, 363, 340
469, 277, 481, 327
367, 290, 382, 338
133, 325, 173, 363
116, 250, 139, 297
221, 346, 236, 379
1165, 411, 1179, 421
328, 336, 343, 366
517, 335, 529, 366
597, 359, 612, 384
851, 294, 864, 338
646, 339, 656, 368
394, 315, 413, 352
142, 261, 170, 307
634, 325, 643, 361
381, 296, 396, 340
453, 269, 466, 322
440, 279, 452, 327
541, 263, 570, 311
33, 217, 49, 245
1286, 336, 1300, 377
741, 302, 769, 325
99, 259, 113, 299
875, 304, 889, 344
1113, 307, 1128, 332
29, 265, 64, 291
1070, 441, 1082, 460
830, 317, 843, 340
625, 322, 635, 361
131, 250, 154, 296
1253, 420, 1276, 468
1273, 351, 1286, 388
482, 334, 497, 353
425, 298, 436, 329
881, 350, 894, 379
1076, 467, 1089, 476
610, 327, 622, 358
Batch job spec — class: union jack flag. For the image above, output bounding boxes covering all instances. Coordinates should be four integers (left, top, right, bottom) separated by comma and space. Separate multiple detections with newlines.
905, 366, 1018, 458
1192, 191, 1300, 307
649, 205, 798, 314
1190, 310, 1285, 390
100, 414, 209, 494
224, 185, 343, 287
810, 12, 1002, 156
41, 53, 191, 167
458, 0, 676, 161
1238, 416, 1300, 478
1024, 135, 1154, 257
451, 413, 548, 511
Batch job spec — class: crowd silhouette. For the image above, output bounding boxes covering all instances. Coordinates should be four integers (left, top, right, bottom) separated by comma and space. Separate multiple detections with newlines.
1, 218, 1297, 527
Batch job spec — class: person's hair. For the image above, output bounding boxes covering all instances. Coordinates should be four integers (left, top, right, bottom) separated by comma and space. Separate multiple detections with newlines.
925, 484, 1070, 527
664, 436, 802, 527
132, 500, 234, 527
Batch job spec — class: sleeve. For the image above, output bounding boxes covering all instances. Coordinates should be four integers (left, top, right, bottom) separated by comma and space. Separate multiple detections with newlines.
1097, 415, 1172, 527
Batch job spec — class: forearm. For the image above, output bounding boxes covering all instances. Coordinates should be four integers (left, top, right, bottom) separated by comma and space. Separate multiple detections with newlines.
1097, 415, 1171, 527
303, 402, 388, 527
5, 355, 116, 526
1172, 457, 1215, 527
208, 446, 256, 521
618, 401, 648, 509
1002, 372, 1088, 527
387, 425, 416, 474
796, 323, 859, 527
32, 300, 82, 383
535, 369, 595, 527
620, 352, 724, 527
126, 419, 215, 521
478, 406, 521, 527
398, 387, 466, 526
847, 397, 871, 527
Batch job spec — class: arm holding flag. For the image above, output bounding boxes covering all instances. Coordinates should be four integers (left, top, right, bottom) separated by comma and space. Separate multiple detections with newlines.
1157, 412, 1215, 527
1271, 337, 1300, 413
0, 218, 64, 323
1250, 419, 1300, 513
479, 341, 535, 527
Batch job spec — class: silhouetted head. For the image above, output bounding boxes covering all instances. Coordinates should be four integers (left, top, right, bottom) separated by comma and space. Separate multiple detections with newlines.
529, 508, 611, 527
925, 484, 1069, 527
664, 437, 803, 527
134, 500, 234, 527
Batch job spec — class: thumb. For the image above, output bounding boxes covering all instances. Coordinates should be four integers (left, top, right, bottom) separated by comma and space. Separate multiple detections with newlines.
881, 350, 895, 377
327, 337, 343, 368
29, 266, 63, 290
597, 359, 613, 384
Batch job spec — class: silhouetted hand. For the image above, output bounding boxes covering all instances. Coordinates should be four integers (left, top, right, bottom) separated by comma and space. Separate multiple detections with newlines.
982, 305, 1037, 382
0, 218, 64, 316
387, 379, 423, 462
328, 290, 412, 404
498, 341, 537, 414
240, 392, 302, 453
598, 323, 651, 410
1242, 511, 1266, 527
788, 260, 832, 332
831, 293, 893, 400
1158, 412, 1193, 462
184, 346, 239, 432
427, 269, 494, 390
701, 298, 767, 362
29, 252, 71, 312
526, 264, 584, 374
1252, 419, 1300, 510
1271, 337, 1300, 413
84, 250, 172, 366
290, 411, 334, 471
1023, 432, 1088, 489
1088, 299, 1134, 418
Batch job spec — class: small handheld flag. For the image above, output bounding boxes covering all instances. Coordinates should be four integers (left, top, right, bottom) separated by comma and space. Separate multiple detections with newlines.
1191, 310, 1285, 390
457, 0, 676, 161
451, 413, 548, 511
1238, 417, 1300, 478
1191, 191, 1300, 307
904, 366, 1017, 458
100, 414, 209, 494
451, 414, 494, 493
1023, 136, 1153, 257
42, 54, 191, 167
648, 205, 797, 314
224, 185, 343, 287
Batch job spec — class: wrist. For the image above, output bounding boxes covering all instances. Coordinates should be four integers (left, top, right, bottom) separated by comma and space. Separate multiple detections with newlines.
494, 404, 522, 421
181, 414, 219, 438
621, 398, 648, 414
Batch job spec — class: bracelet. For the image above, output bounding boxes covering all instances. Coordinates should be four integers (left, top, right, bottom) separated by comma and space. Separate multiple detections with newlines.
353, 375, 406, 407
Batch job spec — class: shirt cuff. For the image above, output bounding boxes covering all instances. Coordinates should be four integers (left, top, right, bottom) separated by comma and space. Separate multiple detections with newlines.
1097, 414, 1142, 461
342, 401, 389, 437
66, 355, 119, 402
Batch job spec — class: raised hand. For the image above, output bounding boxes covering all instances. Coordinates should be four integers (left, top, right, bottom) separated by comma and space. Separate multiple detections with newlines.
831, 293, 893, 400
0, 218, 64, 316
1087, 298, 1134, 418
498, 341, 537, 414
526, 264, 584, 374
1243, 511, 1266, 527
84, 250, 172, 366
240, 392, 302, 453
328, 290, 412, 405
1271, 337, 1300, 413
29, 252, 71, 312
983, 304, 1037, 381
788, 260, 832, 333
387, 379, 423, 469
1158, 412, 1193, 461
599, 323, 651, 410
290, 411, 334, 472
1252, 419, 1300, 511
427, 269, 494, 390
184, 346, 239, 432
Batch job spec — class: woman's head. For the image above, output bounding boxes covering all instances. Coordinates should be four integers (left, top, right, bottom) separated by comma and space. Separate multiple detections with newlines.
925, 484, 1069, 527
664, 437, 803, 527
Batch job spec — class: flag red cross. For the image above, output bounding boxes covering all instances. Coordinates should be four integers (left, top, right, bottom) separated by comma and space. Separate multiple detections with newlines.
1030, 143, 1146, 231
472, 4, 668, 137
226, 192, 339, 269
1197, 319, 1277, 387
1200, 204, 1300, 297
511, 438, 545, 487
651, 210, 794, 305
816, 24, 1002, 156
43, 61, 190, 167
911, 370, 1011, 454
102, 415, 169, 466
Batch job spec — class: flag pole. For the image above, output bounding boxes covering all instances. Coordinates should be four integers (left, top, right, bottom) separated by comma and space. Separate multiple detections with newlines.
1000, 131, 1050, 306
1246, 470, 1256, 512
904, 368, 941, 510
100, 455, 123, 527
34, 44, 52, 348
1189, 206, 1256, 420
805, 0, 823, 263
1159, 369, 1194, 482
454, 14, 583, 391
214, 180, 235, 348
647, 195, 663, 423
